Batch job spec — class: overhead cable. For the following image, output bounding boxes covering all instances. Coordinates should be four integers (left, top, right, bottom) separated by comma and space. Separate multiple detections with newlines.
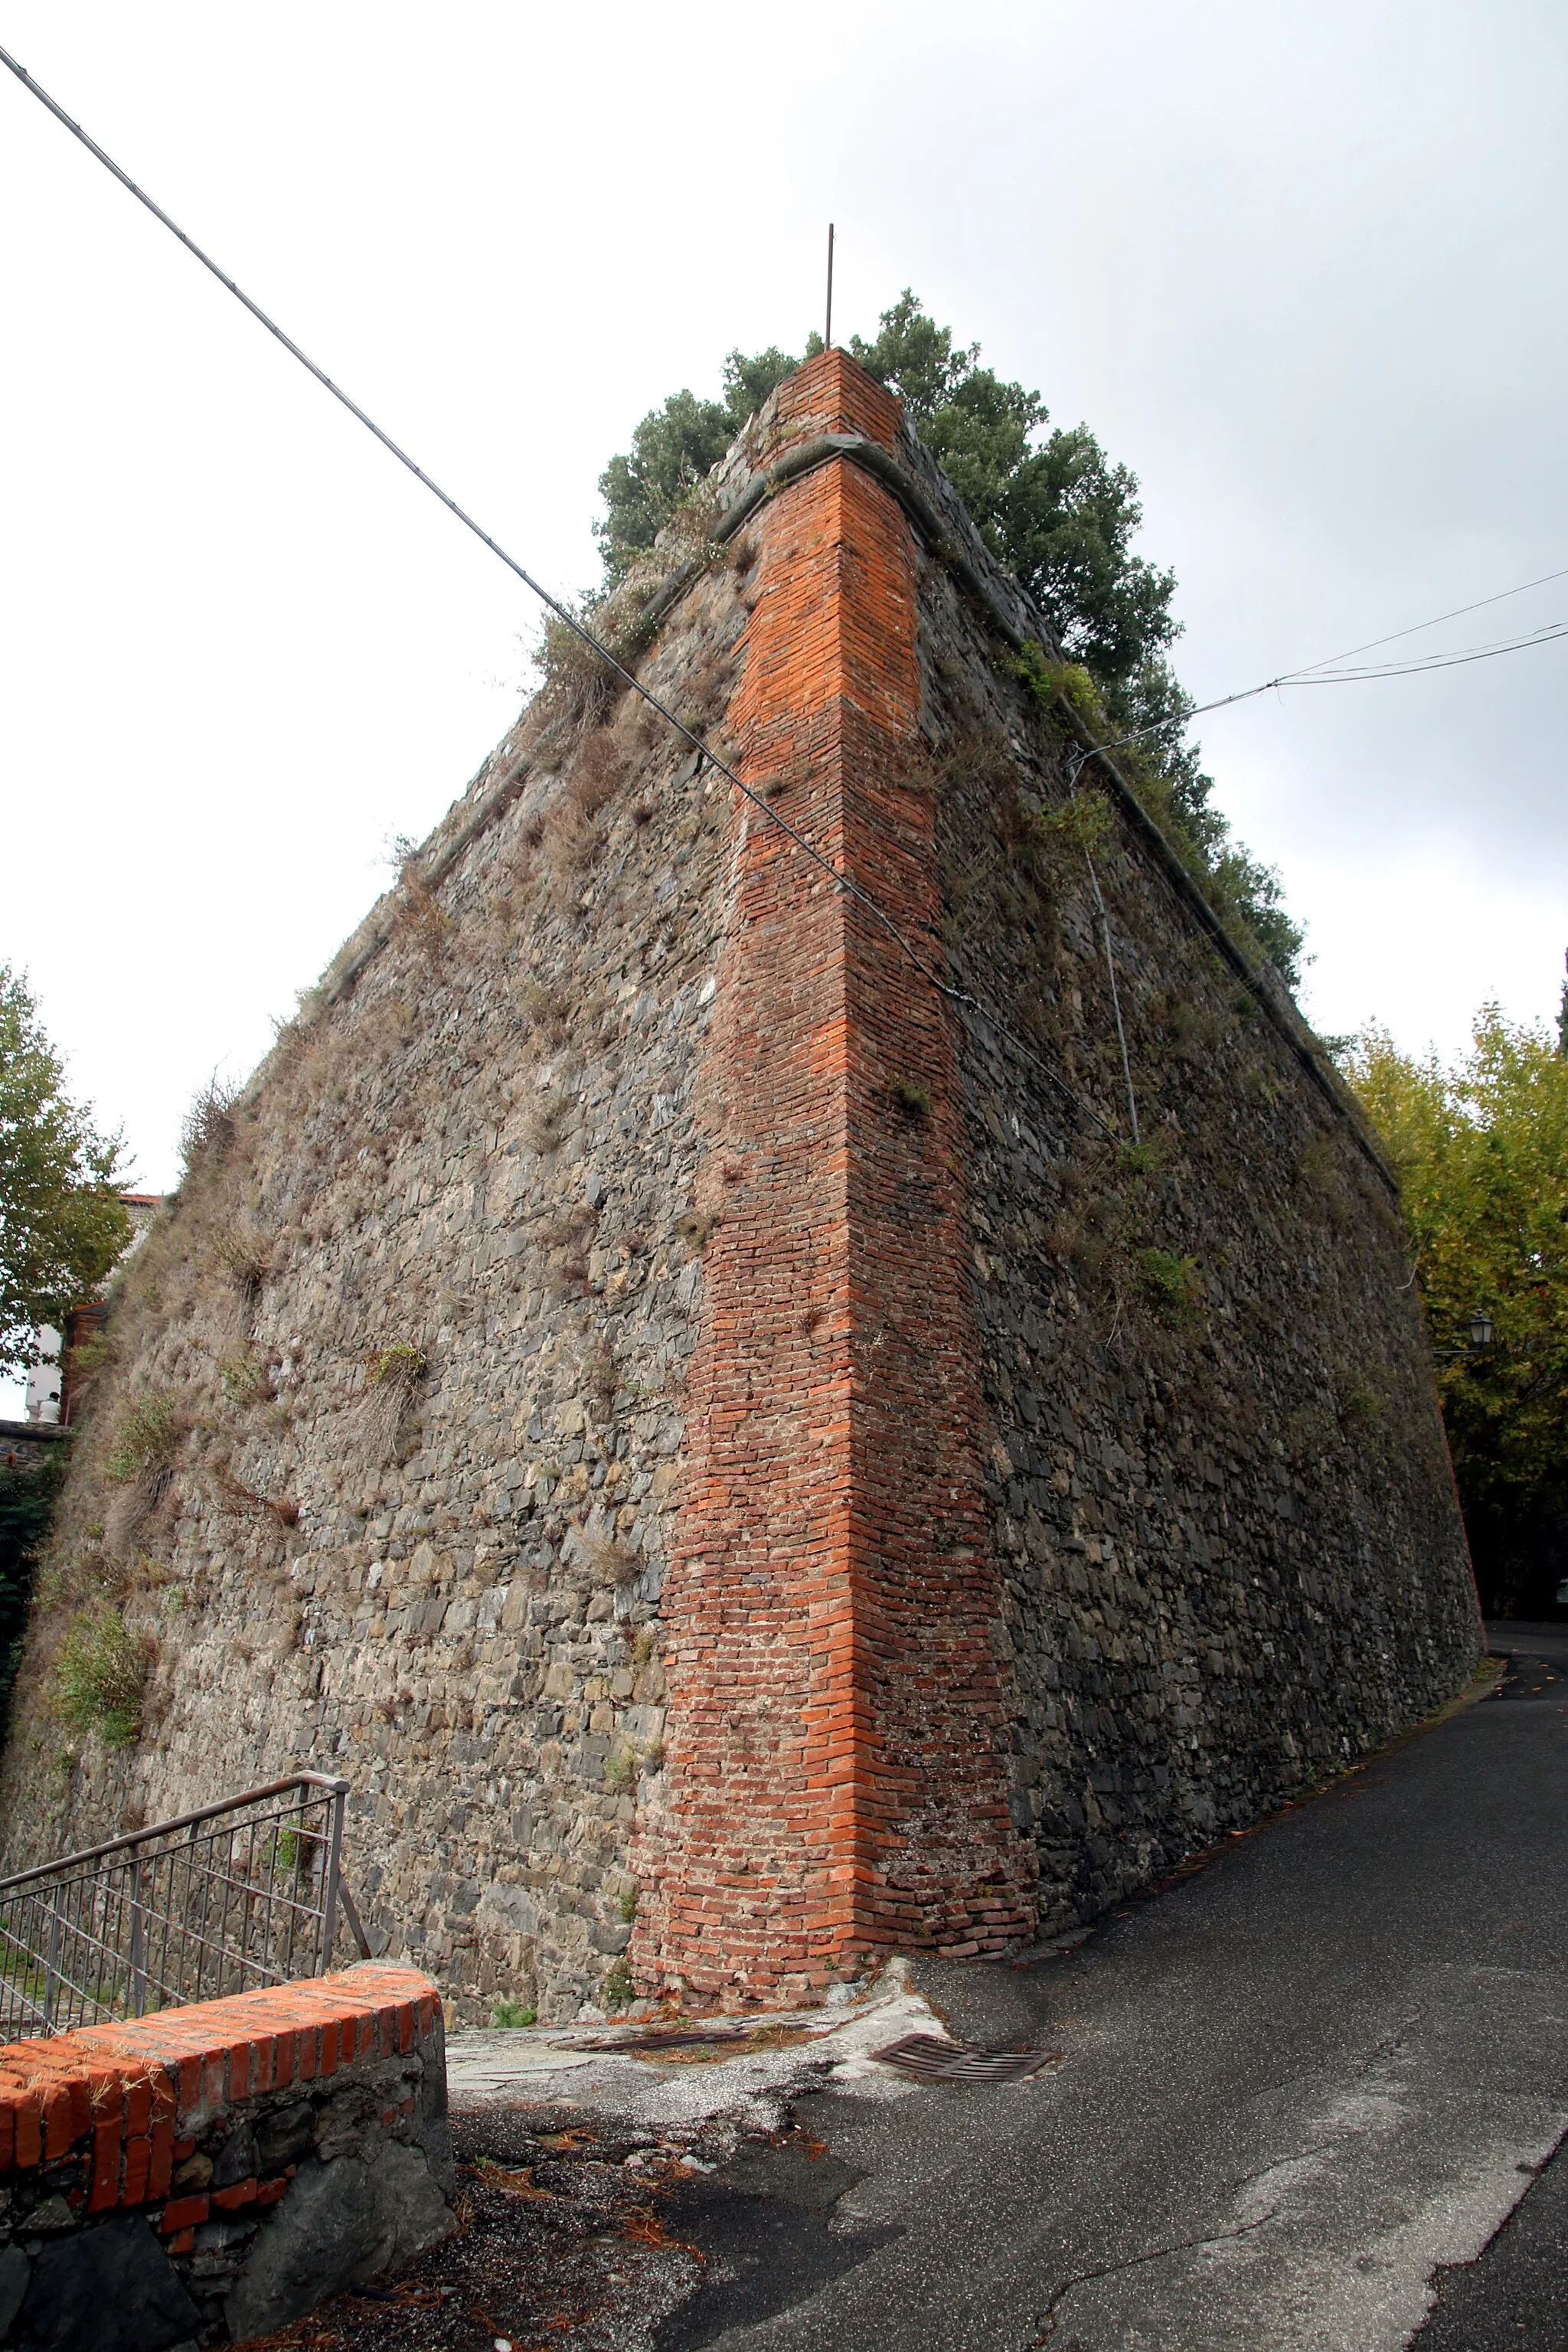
7, 44, 1562, 1149
0, 42, 1114, 1135
1071, 613, 1568, 781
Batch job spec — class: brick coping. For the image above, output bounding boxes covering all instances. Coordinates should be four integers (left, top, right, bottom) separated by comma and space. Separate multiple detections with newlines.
0, 1962, 439, 2206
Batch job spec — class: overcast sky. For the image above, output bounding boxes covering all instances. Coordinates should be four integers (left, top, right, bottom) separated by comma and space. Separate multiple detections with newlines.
3, 3, 1565, 1238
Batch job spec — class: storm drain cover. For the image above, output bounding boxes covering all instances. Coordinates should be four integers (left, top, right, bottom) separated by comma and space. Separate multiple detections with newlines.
871, 2033, 1061, 2083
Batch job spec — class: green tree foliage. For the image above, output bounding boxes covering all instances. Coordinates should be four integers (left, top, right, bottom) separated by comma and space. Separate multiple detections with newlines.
0, 964, 131, 1377
849, 295, 1178, 693
595, 345, 812, 580
1349, 1003, 1568, 1615
0, 1447, 64, 1738
596, 294, 1302, 985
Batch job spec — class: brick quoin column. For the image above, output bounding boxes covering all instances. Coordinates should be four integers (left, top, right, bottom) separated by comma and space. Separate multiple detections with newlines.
635, 351, 1037, 2004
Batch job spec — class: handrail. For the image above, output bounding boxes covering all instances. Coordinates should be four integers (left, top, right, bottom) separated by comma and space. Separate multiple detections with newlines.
0, 1774, 369, 2041
0, 1772, 350, 1894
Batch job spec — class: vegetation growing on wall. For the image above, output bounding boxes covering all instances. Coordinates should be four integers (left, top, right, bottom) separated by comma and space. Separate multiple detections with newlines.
596, 296, 1304, 985
52, 1602, 148, 1748
1349, 998, 1568, 1615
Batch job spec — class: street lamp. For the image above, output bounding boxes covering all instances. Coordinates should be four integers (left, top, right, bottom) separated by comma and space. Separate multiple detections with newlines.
1436, 1308, 1496, 1364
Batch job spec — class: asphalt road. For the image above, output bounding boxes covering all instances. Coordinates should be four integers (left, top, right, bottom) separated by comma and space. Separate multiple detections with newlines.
664, 1622, 1568, 2352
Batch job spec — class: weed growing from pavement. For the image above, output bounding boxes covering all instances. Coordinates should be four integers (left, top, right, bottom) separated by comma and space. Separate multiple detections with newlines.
490, 1998, 537, 2028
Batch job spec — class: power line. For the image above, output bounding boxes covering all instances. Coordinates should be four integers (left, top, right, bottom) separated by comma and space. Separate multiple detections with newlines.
1291, 620, 1568, 682
1282, 564, 1568, 677
1071, 611, 1568, 780
0, 42, 1114, 1134
5, 44, 1560, 1150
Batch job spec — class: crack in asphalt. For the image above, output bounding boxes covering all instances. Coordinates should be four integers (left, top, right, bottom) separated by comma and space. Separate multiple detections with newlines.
1017, 2206, 1282, 2348
1011, 2128, 1367, 2351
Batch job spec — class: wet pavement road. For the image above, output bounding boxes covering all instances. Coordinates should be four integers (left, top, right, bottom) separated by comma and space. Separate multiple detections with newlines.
673, 1623, 1568, 2351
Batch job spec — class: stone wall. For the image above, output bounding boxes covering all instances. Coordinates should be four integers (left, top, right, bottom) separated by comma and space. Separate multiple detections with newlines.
902, 459, 1481, 1919
0, 500, 761, 2022
0, 1964, 451, 2347
0, 1426, 69, 1482
0, 349, 1480, 2017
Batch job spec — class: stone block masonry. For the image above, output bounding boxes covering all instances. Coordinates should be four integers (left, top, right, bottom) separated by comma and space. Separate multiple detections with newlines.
0, 345, 1480, 2017
0, 1963, 452, 2346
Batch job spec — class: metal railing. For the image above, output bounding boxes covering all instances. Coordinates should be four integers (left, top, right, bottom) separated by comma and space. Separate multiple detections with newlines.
0, 1772, 371, 2042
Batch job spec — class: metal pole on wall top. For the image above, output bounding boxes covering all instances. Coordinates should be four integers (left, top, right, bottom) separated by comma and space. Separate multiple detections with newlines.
825, 223, 835, 348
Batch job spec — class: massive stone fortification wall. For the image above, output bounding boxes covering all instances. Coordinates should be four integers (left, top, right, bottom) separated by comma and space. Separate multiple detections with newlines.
0, 351, 1479, 2017
900, 489, 1481, 1924
0, 491, 761, 2022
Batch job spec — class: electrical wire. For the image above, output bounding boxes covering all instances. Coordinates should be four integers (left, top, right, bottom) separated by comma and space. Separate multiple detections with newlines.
1280, 564, 1568, 676
0, 40, 1115, 1135
1289, 620, 1568, 682
1071, 615, 1568, 779
7, 43, 1563, 1144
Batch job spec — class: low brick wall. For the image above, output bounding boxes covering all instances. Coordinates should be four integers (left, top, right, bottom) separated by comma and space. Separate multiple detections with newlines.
0, 1962, 453, 2348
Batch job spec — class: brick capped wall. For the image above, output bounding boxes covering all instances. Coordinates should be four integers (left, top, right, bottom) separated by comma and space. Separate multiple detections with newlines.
632, 353, 1036, 2005
0, 1964, 452, 2342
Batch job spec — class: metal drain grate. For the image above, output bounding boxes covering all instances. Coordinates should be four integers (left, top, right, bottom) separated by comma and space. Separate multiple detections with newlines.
871, 2033, 1061, 2083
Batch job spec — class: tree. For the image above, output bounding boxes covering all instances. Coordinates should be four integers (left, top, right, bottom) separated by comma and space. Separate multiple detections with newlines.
849, 295, 1179, 694
0, 965, 131, 1378
0, 1446, 64, 1736
1348, 1001, 1568, 1616
595, 345, 809, 580
596, 293, 1303, 985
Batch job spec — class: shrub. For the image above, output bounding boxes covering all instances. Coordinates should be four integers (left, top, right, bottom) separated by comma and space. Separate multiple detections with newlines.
220, 1355, 271, 1405
210, 1220, 273, 1312
53, 1607, 148, 1747
1026, 783, 1116, 861
570, 728, 629, 820
355, 1343, 426, 1465
522, 1097, 566, 1156
578, 1524, 642, 1589
888, 1079, 932, 1122
0, 1451, 66, 1740
1339, 1383, 1384, 1427
106, 1394, 180, 1486
517, 980, 567, 1042
1117, 1138, 1168, 1177
179, 1075, 239, 1175
1135, 1247, 1203, 1322
1006, 643, 1106, 732
531, 607, 624, 732
601, 1958, 635, 2009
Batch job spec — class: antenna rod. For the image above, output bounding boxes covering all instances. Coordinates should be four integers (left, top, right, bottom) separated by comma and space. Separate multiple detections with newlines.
825, 222, 835, 348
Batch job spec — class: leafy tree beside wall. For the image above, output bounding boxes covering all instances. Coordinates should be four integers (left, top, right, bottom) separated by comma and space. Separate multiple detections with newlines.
0, 1447, 65, 1738
0, 966, 129, 1722
0, 964, 130, 1378
596, 293, 1304, 984
1350, 1001, 1568, 1618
